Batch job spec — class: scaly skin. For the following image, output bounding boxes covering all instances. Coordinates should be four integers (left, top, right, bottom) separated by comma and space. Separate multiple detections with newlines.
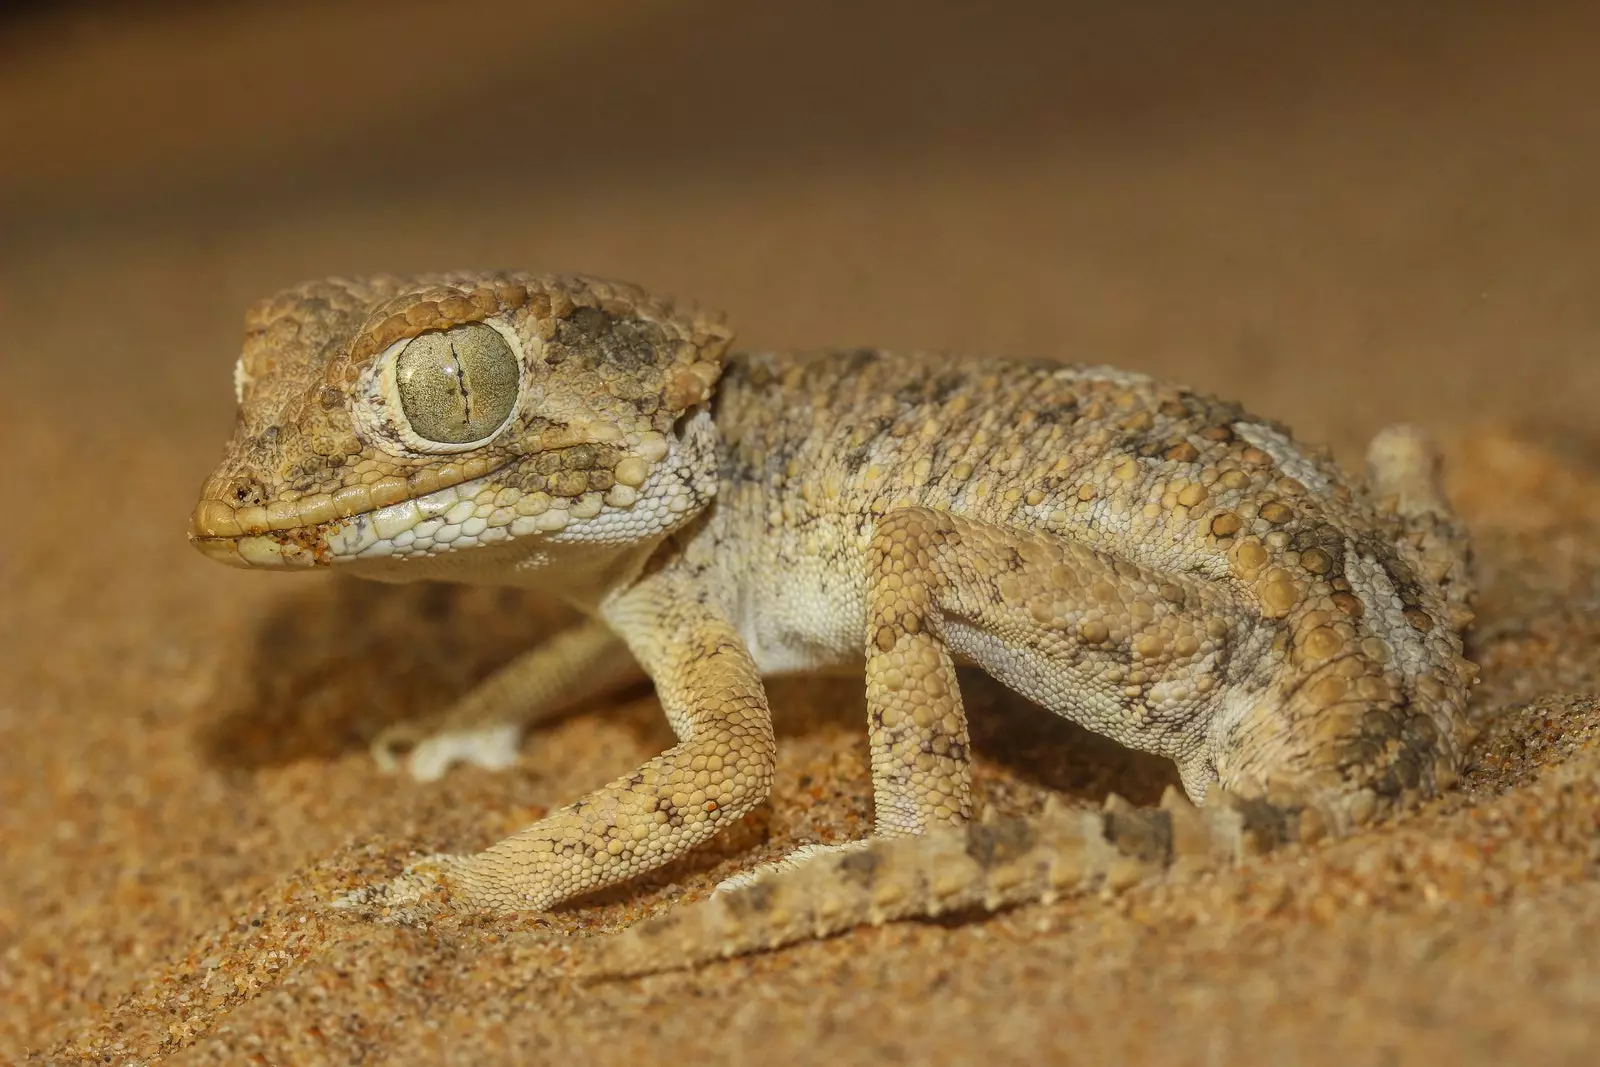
190, 273, 1476, 960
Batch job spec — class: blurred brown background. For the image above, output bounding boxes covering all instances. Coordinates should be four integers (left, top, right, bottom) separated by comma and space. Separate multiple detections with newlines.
2, 2, 1598, 1064
6, 0, 1598, 450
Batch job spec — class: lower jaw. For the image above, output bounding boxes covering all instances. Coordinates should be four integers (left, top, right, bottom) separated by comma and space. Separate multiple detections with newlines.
190, 533, 325, 569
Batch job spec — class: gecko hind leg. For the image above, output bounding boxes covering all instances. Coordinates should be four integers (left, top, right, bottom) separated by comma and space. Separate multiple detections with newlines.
862, 506, 1251, 825
719, 505, 1251, 891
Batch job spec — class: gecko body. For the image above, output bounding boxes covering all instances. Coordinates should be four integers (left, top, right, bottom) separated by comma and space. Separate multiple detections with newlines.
190, 273, 1475, 969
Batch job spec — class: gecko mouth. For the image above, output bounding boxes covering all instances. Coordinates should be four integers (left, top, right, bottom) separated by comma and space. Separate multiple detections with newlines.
188, 461, 524, 570
188, 523, 336, 569
190, 419, 693, 571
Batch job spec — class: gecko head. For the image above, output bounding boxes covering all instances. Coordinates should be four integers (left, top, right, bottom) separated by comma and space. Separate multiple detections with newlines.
189, 273, 732, 577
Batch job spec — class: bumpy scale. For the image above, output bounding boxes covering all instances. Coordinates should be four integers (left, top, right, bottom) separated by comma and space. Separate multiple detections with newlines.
190, 273, 1477, 968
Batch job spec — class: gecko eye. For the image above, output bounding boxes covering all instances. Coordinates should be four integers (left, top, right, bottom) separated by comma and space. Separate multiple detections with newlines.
393, 323, 520, 444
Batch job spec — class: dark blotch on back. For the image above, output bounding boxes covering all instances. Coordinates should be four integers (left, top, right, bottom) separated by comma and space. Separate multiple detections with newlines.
1033, 400, 1078, 425
844, 348, 882, 373
930, 371, 968, 403
892, 369, 971, 409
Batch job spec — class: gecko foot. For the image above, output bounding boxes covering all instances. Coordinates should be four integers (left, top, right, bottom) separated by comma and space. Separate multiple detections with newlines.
370, 722, 523, 782
330, 852, 466, 924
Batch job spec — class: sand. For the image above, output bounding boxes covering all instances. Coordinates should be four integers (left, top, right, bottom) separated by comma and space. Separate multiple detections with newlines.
2, 2, 1597, 1063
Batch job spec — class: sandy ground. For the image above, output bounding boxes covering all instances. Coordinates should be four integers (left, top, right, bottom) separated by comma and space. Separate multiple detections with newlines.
2, 2, 1598, 1063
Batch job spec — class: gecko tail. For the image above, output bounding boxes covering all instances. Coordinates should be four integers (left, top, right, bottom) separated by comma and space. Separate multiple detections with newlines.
1365, 423, 1476, 630
581, 787, 1310, 979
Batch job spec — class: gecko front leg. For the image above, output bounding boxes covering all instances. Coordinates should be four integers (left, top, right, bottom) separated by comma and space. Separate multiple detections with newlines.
718, 509, 983, 893
342, 568, 776, 916
370, 619, 645, 781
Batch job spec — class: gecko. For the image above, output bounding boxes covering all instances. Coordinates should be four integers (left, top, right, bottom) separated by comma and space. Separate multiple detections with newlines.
189, 272, 1476, 973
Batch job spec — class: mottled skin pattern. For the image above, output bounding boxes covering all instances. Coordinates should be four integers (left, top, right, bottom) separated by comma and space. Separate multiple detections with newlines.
190, 273, 1476, 962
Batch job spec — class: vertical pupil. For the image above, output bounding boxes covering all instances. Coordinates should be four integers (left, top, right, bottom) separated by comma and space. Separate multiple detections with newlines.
395, 325, 517, 444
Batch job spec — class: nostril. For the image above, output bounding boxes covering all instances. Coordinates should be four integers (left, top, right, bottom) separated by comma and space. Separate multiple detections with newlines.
227, 480, 266, 507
